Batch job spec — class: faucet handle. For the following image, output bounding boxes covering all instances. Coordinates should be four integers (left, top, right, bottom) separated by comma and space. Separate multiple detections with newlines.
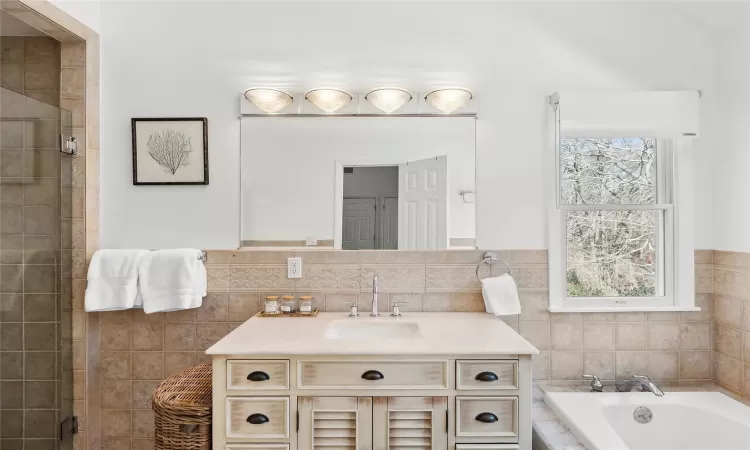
390, 302, 403, 317
632, 374, 651, 381
583, 374, 603, 392
347, 302, 359, 317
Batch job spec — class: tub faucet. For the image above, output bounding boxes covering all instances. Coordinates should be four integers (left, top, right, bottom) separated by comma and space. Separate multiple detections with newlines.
370, 274, 380, 317
582, 374, 603, 392
616, 375, 664, 397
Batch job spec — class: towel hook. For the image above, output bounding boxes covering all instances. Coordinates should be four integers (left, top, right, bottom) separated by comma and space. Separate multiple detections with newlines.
475, 252, 511, 282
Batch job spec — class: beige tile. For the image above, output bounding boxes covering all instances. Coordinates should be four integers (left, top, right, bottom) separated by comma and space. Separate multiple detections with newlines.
1, 323, 23, 351
582, 312, 614, 322
681, 293, 712, 322
133, 409, 154, 438
61, 42, 85, 67
583, 352, 615, 380
714, 266, 748, 299
647, 351, 678, 380
359, 250, 423, 265
714, 251, 750, 269
695, 264, 713, 294
24, 322, 56, 350
615, 322, 648, 350
196, 293, 228, 322
164, 352, 195, 377
453, 292, 484, 312
60, 97, 85, 127
744, 364, 750, 396
694, 249, 713, 265
101, 380, 131, 409
228, 293, 261, 321
164, 308, 196, 323
164, 323, 195, 351
209, 250, 294, 264
205, 265, 230, 291
388, 293, 422, 312
0, 121, 24, 148
425, 265, 478, 292
132, 380, 160, 409
647, 322, 679, 350
519, 290, 550, 321
196, 323, 229, 351
1, 149, 24, 176
519, 321, 550, 351
509, 266, 549, 289
230, 265, 295, 291
1, 37, 25, 62
132, 439, 155, 450
647, 312, 679, 322
550, 351, 583, 380
679, 322, 711, 350
421, 292, 453, 312
614, 312, 647, 322
1, 206, 23, 235
100, 352, 130, 380
131, 322, 163, 351
101, 310, 132, 324
744, 331, 750, 362
715, 324, 743, 359
61, 67, 85, 96
364, 265, 426, 292
24, 206, 59, 235
101, 322, 130, 351
550, 313, 583, 324
296, 265, 360, 291
679, 351, 712, 379
132, 352, 164, 380
551, 322, 582, 350
102, 410, 131, 438
425, 250, 484, 264
583, 323, 615, 351
24, 37, 60, 64
24, 62, 58, 90
615, 351, 647, 378
532, 351, 550, 380
744, 300, 750, 331
714, 295, 744, 329
324, 292, 358, 312
714, 352, 743, 391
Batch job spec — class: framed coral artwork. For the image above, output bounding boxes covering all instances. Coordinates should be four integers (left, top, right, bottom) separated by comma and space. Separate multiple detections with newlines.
131, 117, 209, 185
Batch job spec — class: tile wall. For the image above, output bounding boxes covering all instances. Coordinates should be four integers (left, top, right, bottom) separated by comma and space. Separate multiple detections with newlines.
97, 248, 714, 450
712, 251, 750, 397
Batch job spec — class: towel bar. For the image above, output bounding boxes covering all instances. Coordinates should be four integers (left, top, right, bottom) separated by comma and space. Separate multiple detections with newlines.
475, 252, 510, 282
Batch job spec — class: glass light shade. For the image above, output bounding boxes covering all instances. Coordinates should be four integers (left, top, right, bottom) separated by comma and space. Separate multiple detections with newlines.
244, 88, 293, 113
365, 88, 412, 113
425, 88, 473, 113
305, 89, 352, 113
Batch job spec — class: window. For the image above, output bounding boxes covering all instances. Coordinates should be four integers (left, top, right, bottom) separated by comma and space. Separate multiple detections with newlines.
549, 137, 695, 312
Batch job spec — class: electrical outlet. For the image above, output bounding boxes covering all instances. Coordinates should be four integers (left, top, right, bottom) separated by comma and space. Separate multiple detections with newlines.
287, 257, 302, 278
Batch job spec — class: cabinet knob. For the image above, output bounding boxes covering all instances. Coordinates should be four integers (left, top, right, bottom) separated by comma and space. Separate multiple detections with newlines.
475, 412, 498, 423
475, 371, 499, 382
246, 413, 269, 425
247, 371, 270, 382
361, 370, 384, 381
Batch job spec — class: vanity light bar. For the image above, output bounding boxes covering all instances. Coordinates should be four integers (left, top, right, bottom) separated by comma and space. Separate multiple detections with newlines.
239, 87, 477, 116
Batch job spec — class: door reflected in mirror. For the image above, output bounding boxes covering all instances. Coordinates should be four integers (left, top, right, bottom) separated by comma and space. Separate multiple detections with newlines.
241, 117, 476, 250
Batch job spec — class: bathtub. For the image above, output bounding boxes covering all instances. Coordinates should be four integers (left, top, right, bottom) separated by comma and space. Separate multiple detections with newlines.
544, 391, 750, 450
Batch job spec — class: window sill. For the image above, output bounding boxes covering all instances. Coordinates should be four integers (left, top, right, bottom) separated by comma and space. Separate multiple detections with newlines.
548, 306, 701, 313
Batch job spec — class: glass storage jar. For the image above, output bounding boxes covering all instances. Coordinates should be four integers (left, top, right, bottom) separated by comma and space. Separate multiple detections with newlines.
281, 295, 296, 313
264, 296, 280, 314
298, 296, 314, 314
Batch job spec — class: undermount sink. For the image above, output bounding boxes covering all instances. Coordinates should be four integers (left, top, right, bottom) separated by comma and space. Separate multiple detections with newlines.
324, 320, 423, 340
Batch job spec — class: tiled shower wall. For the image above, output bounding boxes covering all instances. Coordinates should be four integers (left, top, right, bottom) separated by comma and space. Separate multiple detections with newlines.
97, 248, 714, 450
712, 251, 750, 397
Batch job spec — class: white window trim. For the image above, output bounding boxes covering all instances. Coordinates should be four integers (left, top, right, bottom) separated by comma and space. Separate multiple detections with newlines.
546, 105, 697, 313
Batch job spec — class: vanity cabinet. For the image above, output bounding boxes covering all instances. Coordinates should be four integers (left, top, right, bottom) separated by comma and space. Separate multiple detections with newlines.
212, 356, 532, 450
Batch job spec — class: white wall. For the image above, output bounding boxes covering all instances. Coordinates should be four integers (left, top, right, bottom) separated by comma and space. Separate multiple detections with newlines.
241, 117, 476, 242
85, 1, 715, 250
713, 28, 750, 252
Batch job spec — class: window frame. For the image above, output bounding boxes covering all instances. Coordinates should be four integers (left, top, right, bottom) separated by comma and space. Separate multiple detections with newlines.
547, 112, 697, 313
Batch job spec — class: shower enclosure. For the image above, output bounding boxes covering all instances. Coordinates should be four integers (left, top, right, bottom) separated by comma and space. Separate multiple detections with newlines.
1, 33, 75, 450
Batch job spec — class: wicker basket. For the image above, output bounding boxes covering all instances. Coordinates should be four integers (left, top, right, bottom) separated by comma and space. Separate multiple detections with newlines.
153, 363, 213, 450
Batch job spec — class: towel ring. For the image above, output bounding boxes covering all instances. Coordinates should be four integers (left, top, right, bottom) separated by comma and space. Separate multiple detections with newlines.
476, 252, 511, 282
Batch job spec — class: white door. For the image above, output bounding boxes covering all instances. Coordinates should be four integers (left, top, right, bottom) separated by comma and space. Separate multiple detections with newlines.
381, 197, 399, 249
398, 156, 448, 249
342, 197, 377, 250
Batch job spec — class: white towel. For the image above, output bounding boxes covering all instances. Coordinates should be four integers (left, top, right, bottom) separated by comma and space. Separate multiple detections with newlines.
480, 273, 521, 316
138, 249, 207, 314
85, 249, 149, 312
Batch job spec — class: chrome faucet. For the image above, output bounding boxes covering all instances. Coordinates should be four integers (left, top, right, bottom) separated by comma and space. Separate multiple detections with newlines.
616, 375, 664, 396
370, 274, 380, 317
583, 374, 603, 392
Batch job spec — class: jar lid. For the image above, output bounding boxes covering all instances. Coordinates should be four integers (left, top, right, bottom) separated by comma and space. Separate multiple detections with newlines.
299, 296, 313, 300
282, 296, 295, 300
265, 296, 279, 300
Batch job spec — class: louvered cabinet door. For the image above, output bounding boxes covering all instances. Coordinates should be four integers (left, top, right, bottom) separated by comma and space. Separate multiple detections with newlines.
372, 397, 448, 450
297, 397, 373, 450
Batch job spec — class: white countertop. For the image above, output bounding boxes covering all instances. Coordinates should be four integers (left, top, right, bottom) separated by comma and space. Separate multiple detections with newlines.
206, 312, 539, 355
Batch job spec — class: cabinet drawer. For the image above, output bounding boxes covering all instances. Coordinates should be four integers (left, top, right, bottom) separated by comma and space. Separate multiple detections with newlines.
456, 446, 519, 450
298, 360, 448, 389
456, 360, 518, 390
227, 360, 290, 391
226, 446, 289, 450
226, 397, 289, 440
456, 397, 518, 439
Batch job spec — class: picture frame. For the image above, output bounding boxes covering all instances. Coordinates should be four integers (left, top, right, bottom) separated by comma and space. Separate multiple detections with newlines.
131, 117, 209, 185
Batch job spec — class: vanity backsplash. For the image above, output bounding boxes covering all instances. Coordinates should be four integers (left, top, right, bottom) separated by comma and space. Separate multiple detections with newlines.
97, 248, 716, 450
